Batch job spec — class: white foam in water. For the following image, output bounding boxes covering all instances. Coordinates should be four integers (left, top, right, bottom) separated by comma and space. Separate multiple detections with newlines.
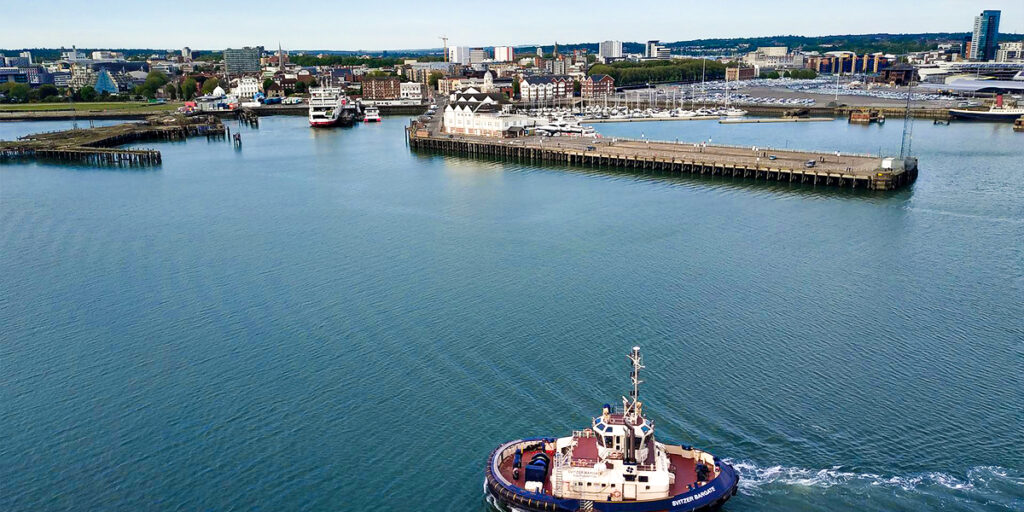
725, 460, 1021, 496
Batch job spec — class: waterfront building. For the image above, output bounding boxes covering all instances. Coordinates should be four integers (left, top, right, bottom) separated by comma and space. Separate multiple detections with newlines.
362, 77, 402, 100
743, 46, 804, 70
970, 10, 1001, 61
224, 47, 262, 74
725, 66, 757, 81
996, 41, 1023, 62
400, 81, 427, 101
599, 40, 623, 59
231, 77, 261, 100
494, 46, 515, 62
519, 75, 573, 103
804, 51, 892, 75
581, 74, 615, 98
442, 87, 533, 137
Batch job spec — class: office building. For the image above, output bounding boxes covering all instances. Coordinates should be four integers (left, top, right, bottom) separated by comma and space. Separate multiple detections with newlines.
224, 47, 262, 74
599, 40, 623, 59
645, 40, 670, 59
92, 51, 125, 61
493, 46, 515, 62
970, 10, 1001, 61
996, 41, 1023, 62
448, 46, 471, 64
469, 48, 487, 65
182, 47, 192, 60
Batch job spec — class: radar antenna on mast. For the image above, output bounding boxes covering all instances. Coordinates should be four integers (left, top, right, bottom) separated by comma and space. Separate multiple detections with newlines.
623, 346, 644, 423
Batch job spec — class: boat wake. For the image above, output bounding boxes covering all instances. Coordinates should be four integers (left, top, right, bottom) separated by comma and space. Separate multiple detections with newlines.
727, 460, 1022, 497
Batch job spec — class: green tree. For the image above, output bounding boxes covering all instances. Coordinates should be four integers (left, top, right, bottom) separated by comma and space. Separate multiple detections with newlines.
166, 83, 178, 100
78, 86, 97, 102
38, 84, 59, 101
201, 77, 220, 95
512, 79, 520, 98
181, 77, 198, 100
573, 80, 581, 96
294, 81, 308, 94
262, 78, 274, 91
0, 82, 31, 102
427, 71, 443, 90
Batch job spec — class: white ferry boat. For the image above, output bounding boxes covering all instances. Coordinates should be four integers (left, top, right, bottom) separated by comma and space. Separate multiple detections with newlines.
308, 87, 362, 127
485, 347, 739, 512
363, 106, 381, 123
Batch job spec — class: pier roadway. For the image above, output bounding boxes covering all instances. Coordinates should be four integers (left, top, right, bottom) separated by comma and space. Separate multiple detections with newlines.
408, 128, 918, 190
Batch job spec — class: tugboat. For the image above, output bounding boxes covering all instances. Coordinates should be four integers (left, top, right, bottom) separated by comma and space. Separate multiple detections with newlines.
485, 347, 739, 512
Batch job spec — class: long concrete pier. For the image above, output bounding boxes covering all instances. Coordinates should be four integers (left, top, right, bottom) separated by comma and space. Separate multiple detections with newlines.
407, 123, 918, 191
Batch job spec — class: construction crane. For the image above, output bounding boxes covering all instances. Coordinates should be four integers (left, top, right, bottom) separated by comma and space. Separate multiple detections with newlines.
439, 36, 448, 62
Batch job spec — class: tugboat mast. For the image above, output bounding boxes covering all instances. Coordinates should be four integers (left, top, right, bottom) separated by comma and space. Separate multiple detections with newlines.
624, 346, 644, 422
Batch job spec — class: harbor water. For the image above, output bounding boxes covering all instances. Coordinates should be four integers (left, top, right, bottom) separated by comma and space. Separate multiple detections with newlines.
2, 116, 1021, 512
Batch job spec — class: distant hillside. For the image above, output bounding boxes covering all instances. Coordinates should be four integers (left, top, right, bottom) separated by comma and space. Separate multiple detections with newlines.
6, 33, 1023, 61
524, 32, 1024, 56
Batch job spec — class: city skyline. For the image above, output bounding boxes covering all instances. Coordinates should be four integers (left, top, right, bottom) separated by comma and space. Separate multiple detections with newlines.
3, 0, 1022, 51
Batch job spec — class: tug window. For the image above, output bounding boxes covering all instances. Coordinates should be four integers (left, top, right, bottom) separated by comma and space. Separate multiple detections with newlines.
605, 436, 613, 446
639, 476, 649, 482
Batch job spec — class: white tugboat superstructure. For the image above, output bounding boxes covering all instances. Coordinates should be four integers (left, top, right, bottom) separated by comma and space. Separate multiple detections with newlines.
484, 347, 739, 512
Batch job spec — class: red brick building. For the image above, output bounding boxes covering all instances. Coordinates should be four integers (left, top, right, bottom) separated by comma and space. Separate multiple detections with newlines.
361, 77, 402, 100
581, 74, 615, 98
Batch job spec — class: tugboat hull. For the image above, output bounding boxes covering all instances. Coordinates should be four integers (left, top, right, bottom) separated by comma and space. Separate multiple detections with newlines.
485, 438, 740, 512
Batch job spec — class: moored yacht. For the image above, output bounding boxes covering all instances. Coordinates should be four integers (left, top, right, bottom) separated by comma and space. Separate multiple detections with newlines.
485, 347, 739, 512
949, 95, 1024, 121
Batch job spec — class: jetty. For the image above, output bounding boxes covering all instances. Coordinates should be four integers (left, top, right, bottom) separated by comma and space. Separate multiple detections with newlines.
408, 121, 918, 191
1, 114, 225, 167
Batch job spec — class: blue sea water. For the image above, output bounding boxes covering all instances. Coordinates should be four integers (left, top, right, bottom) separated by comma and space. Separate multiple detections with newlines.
2, 116, 1021, 511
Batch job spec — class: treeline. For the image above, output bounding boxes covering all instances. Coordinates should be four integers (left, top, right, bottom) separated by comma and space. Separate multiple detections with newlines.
758, 69, 818, 79
588, 59, 726, 86
289, 55, 442, 67
666, 33, 1012, 55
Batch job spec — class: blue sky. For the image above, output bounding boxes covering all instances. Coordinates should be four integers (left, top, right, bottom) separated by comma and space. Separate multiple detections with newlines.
3, 0, 1021, 50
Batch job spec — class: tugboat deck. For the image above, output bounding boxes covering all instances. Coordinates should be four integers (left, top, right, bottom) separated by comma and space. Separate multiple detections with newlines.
496, 441, 708, 500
